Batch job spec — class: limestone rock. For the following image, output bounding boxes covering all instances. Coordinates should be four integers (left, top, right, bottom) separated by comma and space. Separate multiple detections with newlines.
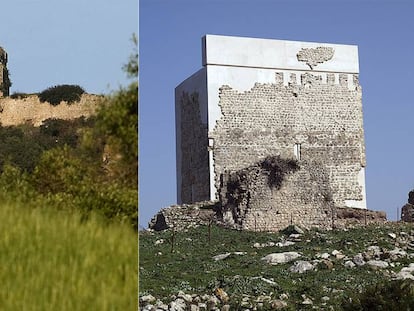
332, 249, 345, 260
318, 259, 334, 270
344, 260, 356, 268
253, 241, 275, 248
261, 252, 301, 265
271, 299, 288, 309
212, 253, 231, 261
190, 304, 199, 311
388, 233, 397, 239
177, 292, 193, 303
276, 241, 295, 247
289, 260, 314, 273
170, 298, 186, 311
154, 239, 164, 245
353, 253, 366, 266
366, 260, 389, 270
365, 245, 382, 259
140, 294, 156, 304
395, 263, 414, 280
317, 252, 330, 259
301, 295, 313, 305
214, 288, 229, 303
389, 248, 407, 260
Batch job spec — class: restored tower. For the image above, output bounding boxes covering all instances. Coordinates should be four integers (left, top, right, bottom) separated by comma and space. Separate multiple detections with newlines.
175, 35, 367, 230
0, 46, 10, 97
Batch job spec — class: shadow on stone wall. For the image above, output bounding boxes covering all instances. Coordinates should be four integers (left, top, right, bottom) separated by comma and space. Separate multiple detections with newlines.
148, 156, 387, 232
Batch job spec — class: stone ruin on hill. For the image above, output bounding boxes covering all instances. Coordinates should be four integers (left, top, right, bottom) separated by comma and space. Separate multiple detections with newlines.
149, 35, 387, 232
0, 47, 10, 97
401, 190, 414, 222
0, 46, 99, 126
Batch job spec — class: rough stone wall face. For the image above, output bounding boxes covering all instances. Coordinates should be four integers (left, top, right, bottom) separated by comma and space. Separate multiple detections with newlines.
219, 159, 334, 231
0, 94, 100, 126
148, 201, 218, 231
0, 47, 10, 97
178, 92, 210, 203
401, 190, 414, 222
210, 71, 365, 212
296, 47, 335, 69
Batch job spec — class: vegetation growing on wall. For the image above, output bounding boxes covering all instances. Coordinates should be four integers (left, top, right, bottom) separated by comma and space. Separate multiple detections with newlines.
222, 156, 299, 208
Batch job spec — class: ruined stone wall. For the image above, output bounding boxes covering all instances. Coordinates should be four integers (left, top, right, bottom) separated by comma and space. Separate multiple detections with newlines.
210, 71, 365, 211
218, 156, 384, 232
148, 201, 218, 231
401, 190, 414, 222
0, 94, 100, 126
177, 91, 210, 203
0, 47, 10, 97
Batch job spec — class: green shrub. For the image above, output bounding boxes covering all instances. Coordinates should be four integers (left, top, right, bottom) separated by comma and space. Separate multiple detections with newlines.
31, 146, 91, 195
10, 92, 32, 99
31, 145, 137, 229
38, 84, 85, 105
0, 126, 43, 172
0, 119, 94, 173
341, 279, 414, 310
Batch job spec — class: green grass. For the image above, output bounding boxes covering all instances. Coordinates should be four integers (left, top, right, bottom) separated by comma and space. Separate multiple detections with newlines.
140, 223, 414, 309
0, 202, 137, 310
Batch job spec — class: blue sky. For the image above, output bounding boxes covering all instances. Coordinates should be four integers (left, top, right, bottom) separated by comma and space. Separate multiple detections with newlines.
0, 0, 137, 95
140, 0, 414, 227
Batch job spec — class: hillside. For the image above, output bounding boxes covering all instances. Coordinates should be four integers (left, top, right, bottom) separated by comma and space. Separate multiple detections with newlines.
140, 223, 414, 310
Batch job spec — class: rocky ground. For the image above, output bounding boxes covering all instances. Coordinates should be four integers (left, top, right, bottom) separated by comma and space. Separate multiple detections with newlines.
139, 223, 414, 310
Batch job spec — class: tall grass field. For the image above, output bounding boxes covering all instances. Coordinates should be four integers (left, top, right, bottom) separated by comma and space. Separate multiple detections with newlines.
0, 202, 137, 310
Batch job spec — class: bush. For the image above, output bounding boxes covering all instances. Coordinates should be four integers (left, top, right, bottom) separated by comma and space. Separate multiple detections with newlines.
38, 84, 85, 105
0, 119, 94, 173
31, 145, 137, 229
10, 92, 32, 99
341, 279, 414, 310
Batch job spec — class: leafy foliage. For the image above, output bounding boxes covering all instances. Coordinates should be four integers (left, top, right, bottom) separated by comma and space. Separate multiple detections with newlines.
260, 155, 299, 189
38, 84, 85, 105
0, 118, 94, 173
341, 279, 414, 310
10, 92, 32, 99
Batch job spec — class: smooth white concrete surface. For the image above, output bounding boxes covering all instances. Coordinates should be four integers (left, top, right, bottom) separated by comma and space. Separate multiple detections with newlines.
203, 34, 359, 73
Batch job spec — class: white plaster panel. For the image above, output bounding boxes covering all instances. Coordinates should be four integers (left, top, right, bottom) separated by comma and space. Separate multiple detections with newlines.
203, 35, 359, 73
345, 167, 367, 209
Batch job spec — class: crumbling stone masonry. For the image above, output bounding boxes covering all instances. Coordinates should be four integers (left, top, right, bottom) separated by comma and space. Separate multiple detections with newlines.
0, 47, 10, 97
401, 190, 414, 222
174, 35, 379, 231
149, 201, 218, 231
